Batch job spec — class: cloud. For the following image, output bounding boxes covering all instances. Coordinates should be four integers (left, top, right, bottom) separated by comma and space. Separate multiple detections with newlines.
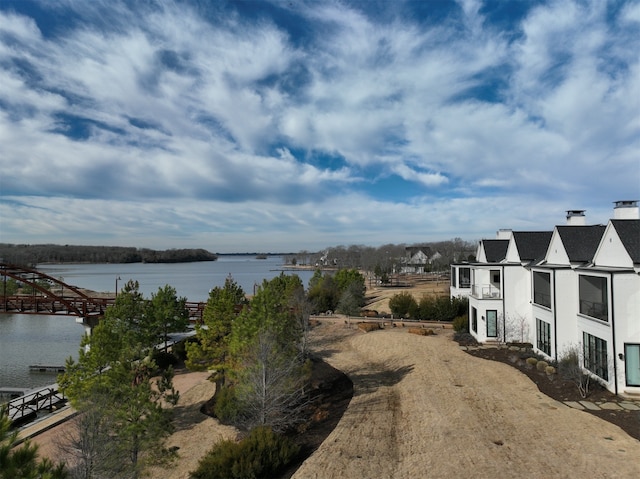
0, 0, 637, 251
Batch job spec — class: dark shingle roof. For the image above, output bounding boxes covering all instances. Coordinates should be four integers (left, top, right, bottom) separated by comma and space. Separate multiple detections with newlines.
482, 240, 509, 262
556, 225, 606, 263
611, 220, 640, 264
512, 231, 552, 262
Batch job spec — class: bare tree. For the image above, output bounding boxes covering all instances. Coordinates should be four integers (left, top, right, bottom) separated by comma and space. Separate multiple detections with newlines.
236, 330, 309, 432
504, 313, 531, 344
56, 400, 116, 479
289, 287, 312, 359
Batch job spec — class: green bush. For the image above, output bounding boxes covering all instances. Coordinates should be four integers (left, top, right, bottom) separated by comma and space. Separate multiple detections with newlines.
214, 384, 241, 423
452, 314, 469, 332
190, 426, 300, 479
388, 292, 418, 318
152, 350, 179, 370
526, 357, 538, 366
417, 295, 468, 322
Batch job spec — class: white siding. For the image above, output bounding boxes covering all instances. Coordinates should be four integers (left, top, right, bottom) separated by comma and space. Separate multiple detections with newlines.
545, 229, 570, 265
594, 224, 633, 268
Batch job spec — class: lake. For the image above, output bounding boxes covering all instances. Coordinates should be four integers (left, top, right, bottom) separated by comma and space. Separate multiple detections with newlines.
0, 256, 314, 395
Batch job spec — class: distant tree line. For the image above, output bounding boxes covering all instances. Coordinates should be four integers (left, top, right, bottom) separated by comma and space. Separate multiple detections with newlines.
285, 238, 476, 273
0, 244, 217, 266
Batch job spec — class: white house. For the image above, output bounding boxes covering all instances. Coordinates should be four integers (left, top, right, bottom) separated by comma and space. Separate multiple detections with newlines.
456, 201, 640, 396
402, 246, 440, 274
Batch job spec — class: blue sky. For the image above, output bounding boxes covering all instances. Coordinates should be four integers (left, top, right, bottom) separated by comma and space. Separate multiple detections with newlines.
0, 0, 638, 253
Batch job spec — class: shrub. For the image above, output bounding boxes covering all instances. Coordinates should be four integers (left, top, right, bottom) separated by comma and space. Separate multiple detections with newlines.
536, 360, 549, 372
418, 295, 468, 322
190, 426, 300, 479
358, 322, 381, 333
452, 314, 469, 333
389, 292, 418, 318
526, 357, 538, 367
545, 366, 556, 375
214, 384, 241, 423
152, 350, 179, 370
453, 331, 478, 346
558, 345, 591, 398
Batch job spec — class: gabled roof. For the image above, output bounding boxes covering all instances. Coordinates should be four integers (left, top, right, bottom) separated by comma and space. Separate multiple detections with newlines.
482, 240, 509, 262
555, 225, 606, 263
512, 231, 552, 262
611, 220, 640, 264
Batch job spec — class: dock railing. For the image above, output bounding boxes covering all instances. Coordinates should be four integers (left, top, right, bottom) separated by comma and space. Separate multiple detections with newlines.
4, 384, 66, 423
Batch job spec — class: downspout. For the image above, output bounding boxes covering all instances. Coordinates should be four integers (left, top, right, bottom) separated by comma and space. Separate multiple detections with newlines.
502, 265, 506, 342
610, 272, 618, 395
553, 269, 558, 362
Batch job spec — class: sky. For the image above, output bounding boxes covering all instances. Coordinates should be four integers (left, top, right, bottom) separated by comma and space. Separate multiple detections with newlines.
0, 0, 638, 253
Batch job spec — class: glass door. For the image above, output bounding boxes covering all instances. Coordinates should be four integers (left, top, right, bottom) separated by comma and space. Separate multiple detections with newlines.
625, 344, 640, 387
486, 310, 497, 338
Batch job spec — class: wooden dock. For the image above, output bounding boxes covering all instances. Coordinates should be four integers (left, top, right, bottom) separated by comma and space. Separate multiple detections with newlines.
4, 383, 67, 425
29, 365, 66, 373
0, 387, 30, 398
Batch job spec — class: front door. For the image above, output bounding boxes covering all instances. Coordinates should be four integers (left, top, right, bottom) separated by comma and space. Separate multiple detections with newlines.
625, 344, 640, 387
486, 310, 498, 338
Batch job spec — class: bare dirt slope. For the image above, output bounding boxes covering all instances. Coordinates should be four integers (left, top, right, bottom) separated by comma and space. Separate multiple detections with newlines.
293, 324, 640, 479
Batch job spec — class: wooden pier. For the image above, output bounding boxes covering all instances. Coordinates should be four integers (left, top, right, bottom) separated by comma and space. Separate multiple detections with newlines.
29, 365, 66, 373
0, 387, 30, 398
3, 384, 67, 425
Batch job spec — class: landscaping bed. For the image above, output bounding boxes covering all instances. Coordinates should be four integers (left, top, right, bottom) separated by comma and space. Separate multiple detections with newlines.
465, 345, 640, 441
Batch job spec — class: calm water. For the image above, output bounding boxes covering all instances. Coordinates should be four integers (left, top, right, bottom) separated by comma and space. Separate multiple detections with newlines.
0, 256, 313, 395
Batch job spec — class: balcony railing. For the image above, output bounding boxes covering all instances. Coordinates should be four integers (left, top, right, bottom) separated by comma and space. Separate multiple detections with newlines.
579, 299, 608, 322
533, 291, 551, 309
471, 284, 502, 299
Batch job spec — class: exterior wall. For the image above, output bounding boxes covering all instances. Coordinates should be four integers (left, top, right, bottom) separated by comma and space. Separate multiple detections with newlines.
469, 297, 503, 342
502, 266, 532, 343
594, 226, 632, 268
545, 230, 570, 264
450, 264, 471, 298
613, 273, 640, 395
531, 267, 556, 359
551, 269, 579, 359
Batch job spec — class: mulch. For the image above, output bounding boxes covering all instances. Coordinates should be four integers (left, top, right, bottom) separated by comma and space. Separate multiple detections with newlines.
465, 346, 640, 441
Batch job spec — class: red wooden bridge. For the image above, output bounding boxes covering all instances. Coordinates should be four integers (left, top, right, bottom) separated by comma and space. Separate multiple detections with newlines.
0, 263, 205, 323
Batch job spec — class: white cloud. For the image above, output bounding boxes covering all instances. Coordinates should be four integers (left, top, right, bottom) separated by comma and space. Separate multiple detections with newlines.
0, 0, 637, 251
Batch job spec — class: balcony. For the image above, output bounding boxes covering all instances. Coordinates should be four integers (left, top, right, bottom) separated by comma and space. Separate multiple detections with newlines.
471, 284, 502, 299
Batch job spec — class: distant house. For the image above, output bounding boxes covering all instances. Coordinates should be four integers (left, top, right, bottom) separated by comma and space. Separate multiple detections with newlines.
402, 246, 441, 274
453, 201, 640, 396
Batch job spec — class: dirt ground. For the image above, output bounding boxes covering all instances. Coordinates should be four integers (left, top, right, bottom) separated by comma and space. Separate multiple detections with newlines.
363, 275, 449, 313
292, 323, 640, 479
31, 370, 240, 479
30, 322, 640, 478
28, 276, 640, 478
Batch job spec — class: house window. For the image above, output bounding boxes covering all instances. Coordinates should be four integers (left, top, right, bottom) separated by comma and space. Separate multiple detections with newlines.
579, 275, 608, 321
471, 307, 477, 333
583, 332, 608, 381
459, 268, 471, 288
486, 310, 497, 338
536, 319, 551, 356
533, 271, 551, 309
451, 266, 457, 288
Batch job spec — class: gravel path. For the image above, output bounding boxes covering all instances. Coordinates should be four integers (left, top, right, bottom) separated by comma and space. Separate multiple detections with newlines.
293, 323, 640, 479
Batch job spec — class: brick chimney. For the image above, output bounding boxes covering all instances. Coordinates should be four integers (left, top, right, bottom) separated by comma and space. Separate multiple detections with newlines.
613, 200, 639, 219
566, 210, 586, 225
